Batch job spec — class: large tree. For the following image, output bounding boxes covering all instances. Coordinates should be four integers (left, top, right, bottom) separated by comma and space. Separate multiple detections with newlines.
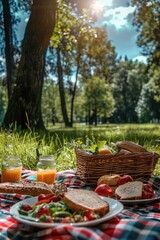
111, 59, 147, 123
132, 0, 160, 65
1, 0, 14, 98
3, 0, 57, 129
50, 0, 103, 127
132, 0, 160, 99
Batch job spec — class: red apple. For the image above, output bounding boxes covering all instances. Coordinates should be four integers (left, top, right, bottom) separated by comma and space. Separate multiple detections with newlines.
118, 175, 133, 185
142, 190, 154, 199
95, 184, 113, 197
143, 184, 154, 194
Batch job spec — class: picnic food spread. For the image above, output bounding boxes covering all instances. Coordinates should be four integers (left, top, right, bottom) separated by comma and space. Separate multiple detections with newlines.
0, 140, 159, 240
17, 189, 109, 223
0, 167, 160, 240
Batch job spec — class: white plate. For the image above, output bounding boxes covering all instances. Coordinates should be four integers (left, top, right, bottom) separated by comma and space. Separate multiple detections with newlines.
119, 190, 160, 206
10, 196, 123, 228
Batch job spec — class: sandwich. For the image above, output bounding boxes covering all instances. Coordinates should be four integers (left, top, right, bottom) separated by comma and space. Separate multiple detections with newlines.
63, 189, 109, 217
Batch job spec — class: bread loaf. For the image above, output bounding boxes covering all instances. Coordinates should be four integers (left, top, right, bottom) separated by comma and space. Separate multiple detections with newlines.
0, 182, 67, 196
115, 141, 147, 153
63, 189, 109, 217
97, 174, 120, 186
115, 181, 143, 200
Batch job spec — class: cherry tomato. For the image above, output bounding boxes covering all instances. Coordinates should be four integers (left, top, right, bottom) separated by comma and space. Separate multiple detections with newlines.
84, 210, 99, 221
61, 217, 70, 223
95, 184, 113, 197
21, 204, 32, 211
38, 194, 47, 201
61, 217, 74, 223
49, 196, 60, 202
37, 207, 51, 218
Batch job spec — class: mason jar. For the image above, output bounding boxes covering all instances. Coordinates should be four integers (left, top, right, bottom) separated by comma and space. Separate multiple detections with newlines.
1, 156, 22, 183
36, 155, 56, 184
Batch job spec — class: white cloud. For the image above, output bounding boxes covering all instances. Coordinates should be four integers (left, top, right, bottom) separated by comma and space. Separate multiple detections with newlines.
133, 56, 147, 63
104, 6, 135, 29
95, 3, 143, 60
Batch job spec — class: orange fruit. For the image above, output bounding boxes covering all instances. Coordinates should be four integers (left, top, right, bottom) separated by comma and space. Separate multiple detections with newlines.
98, 148, 112, 154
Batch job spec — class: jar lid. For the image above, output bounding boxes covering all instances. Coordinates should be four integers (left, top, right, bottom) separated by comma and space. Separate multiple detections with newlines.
5, 155, 20, 160
39, 155, 55, 161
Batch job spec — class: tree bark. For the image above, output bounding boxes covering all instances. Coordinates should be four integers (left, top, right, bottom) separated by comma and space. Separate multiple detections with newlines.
56, 47, 70, 127
3, 0, 57, 130
2, 0, 14, 99
70, 58, 80, 127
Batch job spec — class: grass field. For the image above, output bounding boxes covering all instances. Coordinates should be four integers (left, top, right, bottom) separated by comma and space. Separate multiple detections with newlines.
0, 123, 160, 176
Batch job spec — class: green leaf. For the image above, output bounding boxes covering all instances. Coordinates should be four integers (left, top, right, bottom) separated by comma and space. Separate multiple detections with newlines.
97, 140, 106, 149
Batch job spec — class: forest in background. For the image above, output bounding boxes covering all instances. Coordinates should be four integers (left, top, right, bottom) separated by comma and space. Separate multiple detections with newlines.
0, 0, 160, 130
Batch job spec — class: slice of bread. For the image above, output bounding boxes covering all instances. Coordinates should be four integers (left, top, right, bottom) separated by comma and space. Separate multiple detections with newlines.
64, 189, 109, 217
115, 181, 143, 200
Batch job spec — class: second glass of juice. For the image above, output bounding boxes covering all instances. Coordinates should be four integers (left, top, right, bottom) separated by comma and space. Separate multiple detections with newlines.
1, 156, 22, 182
36, 155, 56, 184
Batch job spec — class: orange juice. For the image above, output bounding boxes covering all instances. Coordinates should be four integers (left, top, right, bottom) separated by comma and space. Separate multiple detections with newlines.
1, 166, 22, 182
36, 155, 56, 184
1, 156, 22, 183
36, 169, 56, 184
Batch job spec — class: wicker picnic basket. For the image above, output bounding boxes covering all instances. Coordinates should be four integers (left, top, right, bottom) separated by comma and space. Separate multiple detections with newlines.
75, 142, 160, 186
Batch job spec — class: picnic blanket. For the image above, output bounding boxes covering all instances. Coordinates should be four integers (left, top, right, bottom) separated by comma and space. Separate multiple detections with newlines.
0, 169, 160, 240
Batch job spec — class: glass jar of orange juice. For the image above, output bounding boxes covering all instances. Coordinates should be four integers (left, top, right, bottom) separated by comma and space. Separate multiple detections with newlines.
1, 156, 22, 183
36, 155, 56, 184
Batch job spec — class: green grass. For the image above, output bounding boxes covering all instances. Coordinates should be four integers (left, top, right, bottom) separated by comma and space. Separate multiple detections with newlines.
0, 123, 160, 176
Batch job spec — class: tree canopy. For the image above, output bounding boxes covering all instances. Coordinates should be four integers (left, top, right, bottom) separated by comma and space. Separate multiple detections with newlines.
0, 0, 159, 129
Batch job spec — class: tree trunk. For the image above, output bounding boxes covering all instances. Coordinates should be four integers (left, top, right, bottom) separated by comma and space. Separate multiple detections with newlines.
2, 0, 14, 99
70, 59, 80, 127
56, 47, 70, 127
3, 0, 57, 130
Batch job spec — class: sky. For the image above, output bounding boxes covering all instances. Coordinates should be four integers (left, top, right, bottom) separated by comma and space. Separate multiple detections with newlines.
17, 0, 146, 63
94, 0, 147, 62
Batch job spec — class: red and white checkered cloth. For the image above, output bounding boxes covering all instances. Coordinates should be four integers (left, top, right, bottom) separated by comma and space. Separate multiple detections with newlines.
0, 169, 160, 240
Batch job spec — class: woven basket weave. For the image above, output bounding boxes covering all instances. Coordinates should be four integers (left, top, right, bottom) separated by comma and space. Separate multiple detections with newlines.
75, 148, 160, 186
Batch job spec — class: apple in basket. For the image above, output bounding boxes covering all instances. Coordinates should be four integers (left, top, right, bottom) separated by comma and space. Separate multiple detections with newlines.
95, 184, 113, 197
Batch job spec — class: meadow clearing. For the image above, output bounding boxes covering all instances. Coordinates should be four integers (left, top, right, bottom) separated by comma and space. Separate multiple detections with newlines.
0, 123, 159, 176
